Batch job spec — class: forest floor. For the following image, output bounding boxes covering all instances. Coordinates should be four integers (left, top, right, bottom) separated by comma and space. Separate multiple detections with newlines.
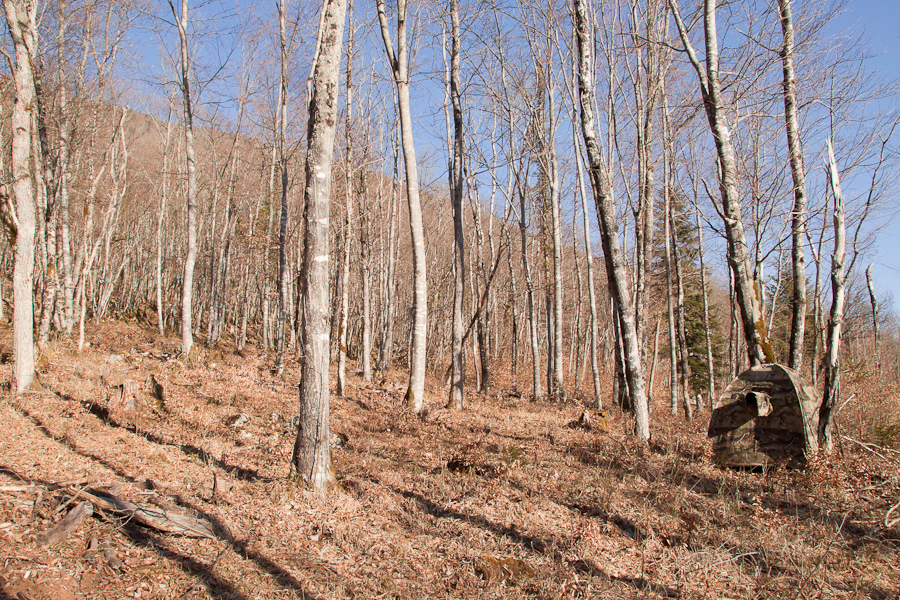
0, 317, 898, 599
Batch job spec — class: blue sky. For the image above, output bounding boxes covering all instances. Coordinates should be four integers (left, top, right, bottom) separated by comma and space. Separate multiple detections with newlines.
848, 0, 900, 309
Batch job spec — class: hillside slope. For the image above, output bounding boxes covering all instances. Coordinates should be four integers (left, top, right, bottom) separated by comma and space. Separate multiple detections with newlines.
0, 319, 897, 599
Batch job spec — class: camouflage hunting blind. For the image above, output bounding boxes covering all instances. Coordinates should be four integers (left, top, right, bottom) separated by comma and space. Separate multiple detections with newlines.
708, 364, 819, 468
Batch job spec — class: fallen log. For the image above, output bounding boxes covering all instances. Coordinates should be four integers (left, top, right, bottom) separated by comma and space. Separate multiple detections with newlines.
36, 501, 93, 547
79, 489, 216, 539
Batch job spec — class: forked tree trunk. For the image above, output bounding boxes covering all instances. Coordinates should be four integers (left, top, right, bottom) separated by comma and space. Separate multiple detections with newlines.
291, 0, 348, 490
376, 0, 428, 412
4, 0, 38, 393
819, 140, 846, 454
547, 88, 565, 403
574, 0, 648, 439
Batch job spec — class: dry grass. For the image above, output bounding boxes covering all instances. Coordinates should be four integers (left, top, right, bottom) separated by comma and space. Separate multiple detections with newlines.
0, 318, 897, 599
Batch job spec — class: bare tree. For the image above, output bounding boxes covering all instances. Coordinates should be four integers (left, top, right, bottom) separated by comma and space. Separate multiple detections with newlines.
274, 0, 291, 376
669, 0, 773, 368
292, 0, 348, 490
865, 263, 879, 372
3, 0, 38, 393
818, 139, 845, 454
337, 0, 354, 397
376, 0, 428, 412
445, 0, 466, 410
168, 0, 199, 358
574, 0, 649, 439
777, 0, 808, 373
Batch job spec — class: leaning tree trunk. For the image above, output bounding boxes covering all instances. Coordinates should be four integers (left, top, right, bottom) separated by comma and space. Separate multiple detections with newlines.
818, 140, 846, 454
574, 0, 649, 439
3, 0, 38, 393
669, 0, 772, 368
291, 0, 348, 490
377, 0, 428, 413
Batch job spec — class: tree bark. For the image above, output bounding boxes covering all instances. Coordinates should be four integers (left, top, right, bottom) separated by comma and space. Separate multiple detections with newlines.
3, 0, 38, 393
337, 0, 353, 396
292, 0, 348, 489
669, 0, 772, 368
819, 139, 846, 454
866, 263, 879, 372
169, 0, 199, 358
778, 0, 808, 373
446, 0, 465, 409
574, 0, 649, 439
274, 0, 290, 375
376, 0, 428, 412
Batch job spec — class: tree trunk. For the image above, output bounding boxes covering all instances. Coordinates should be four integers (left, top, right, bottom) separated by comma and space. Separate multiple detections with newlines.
669, 0, 772, 368
156, 111, 173, 336
274, 0, 290, 375
672, 209, 693, 421
169, 0, 198, 358
358, 167, 372, 381
664, 168, 678, 415
446, 0, 465, 409
574, 0, 649, 439
819, 140, 846, 454
4, 0, 38, 393
572, 105, 602, 408
337, 1, 353, 396
291, 0, 348, 490
376, 0, 428, 413
778, 0, 808, 374
518, 181, 542, 402
866, 263, 879, 373
696, 204, 716, 407
377, 137, 399, 373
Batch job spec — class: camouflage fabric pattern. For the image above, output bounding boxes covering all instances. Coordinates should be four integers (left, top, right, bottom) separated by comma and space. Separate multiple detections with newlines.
708, 364, 819, 468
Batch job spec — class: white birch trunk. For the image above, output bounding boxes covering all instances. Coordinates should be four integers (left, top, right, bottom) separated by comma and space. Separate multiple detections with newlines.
778, 0, 808, 373
574, 0, 648, 439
